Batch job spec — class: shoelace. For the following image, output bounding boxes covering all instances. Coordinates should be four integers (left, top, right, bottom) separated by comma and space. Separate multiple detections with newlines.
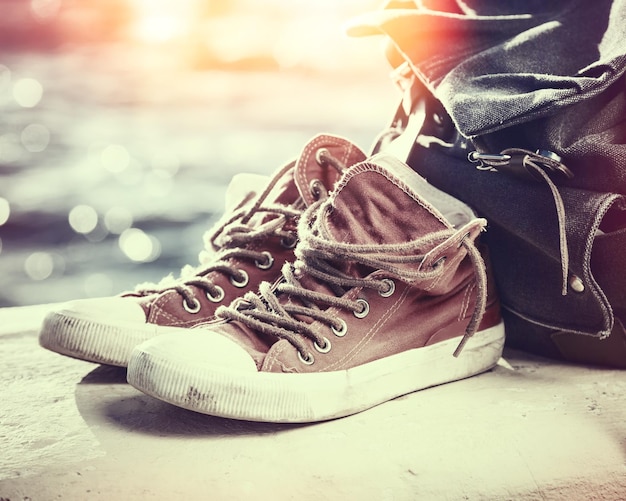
469, 148, 573, 295
134, 150, 349, 310
218, 198, 488, 361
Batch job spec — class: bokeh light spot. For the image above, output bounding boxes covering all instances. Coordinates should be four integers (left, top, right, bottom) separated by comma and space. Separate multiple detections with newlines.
84, 224, 109, 243
21, 123, 50, 152
100, 144, 130, 173
119, 228, 161, 262
68, 205, 99, 234
24, 252, 54, 280
13, 78, 43, 108
104, 206, 133, 234
0, 197, 10, 225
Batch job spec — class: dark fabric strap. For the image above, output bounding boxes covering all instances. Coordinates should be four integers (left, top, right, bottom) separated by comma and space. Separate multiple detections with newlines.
409, 135, 626, 339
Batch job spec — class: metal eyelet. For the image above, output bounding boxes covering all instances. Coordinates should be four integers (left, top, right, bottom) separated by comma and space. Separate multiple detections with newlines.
569, 274, 585, 293
379, 278, 395, 298
182, 297, 201, 314
353, 298, 370, 319
297, 351, 315, 365
536, 149, 562, 163
432, 256, 447, 269
255, 251, 274, 270
309, 179, 324, 200
314, 336, 331, 354
331, 318, 347, 337
230, 270, 249, 288
206, 286, 225, 303
315, 147, 330, 165
432, 112, 445, 126
281, 236, 297, 249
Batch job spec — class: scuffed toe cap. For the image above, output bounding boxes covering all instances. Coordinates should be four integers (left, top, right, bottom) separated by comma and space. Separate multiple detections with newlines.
131, 326, 258, 374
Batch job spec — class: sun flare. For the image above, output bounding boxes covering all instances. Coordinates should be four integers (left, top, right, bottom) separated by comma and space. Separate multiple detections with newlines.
129, 0, 197, 43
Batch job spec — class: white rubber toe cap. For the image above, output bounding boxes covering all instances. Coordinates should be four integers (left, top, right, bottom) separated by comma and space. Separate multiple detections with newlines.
133, 327, 258, 373
55, 296, 147, 324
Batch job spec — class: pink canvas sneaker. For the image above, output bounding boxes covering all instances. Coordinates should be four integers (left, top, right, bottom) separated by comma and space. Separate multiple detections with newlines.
38, 134, 366, 367
127, 154, 505, 422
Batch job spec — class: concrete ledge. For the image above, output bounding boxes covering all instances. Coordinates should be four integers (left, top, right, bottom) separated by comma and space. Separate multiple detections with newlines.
1, 304, 625, 500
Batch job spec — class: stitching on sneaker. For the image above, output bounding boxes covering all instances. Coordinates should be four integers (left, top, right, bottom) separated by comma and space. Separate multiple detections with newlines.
331, 162, 451, 229
263, 340, 296, 372
325, 282, 412, 371
297, 135, 354, 203
297, 135, 339, 196
216, 170, 489, 362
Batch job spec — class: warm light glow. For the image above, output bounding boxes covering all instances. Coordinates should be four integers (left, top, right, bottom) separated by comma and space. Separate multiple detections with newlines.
134, 16, 186, 43
30, 0, 61, 20
129, 0, 196, 43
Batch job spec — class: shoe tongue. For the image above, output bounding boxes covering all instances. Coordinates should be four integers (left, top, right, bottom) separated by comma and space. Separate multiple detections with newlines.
321, 155, 461, 246
224, 172, 270, 212
262, 163, 300, 207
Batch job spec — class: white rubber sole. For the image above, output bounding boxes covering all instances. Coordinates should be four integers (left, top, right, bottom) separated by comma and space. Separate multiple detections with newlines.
39, 311, 161, 367
127, 322, 506, 423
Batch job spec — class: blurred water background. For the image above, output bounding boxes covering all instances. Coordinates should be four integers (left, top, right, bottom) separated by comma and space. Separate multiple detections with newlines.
0, 0, 397, 307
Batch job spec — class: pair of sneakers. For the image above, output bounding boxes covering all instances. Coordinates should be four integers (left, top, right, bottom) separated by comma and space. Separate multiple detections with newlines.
39, 134, 505, 423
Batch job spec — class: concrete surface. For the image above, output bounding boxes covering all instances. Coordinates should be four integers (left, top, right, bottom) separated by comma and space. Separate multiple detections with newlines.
1, 304, 625, 501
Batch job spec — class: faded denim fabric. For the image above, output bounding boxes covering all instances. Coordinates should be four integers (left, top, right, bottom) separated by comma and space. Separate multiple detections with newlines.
350, 0, 626, 365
